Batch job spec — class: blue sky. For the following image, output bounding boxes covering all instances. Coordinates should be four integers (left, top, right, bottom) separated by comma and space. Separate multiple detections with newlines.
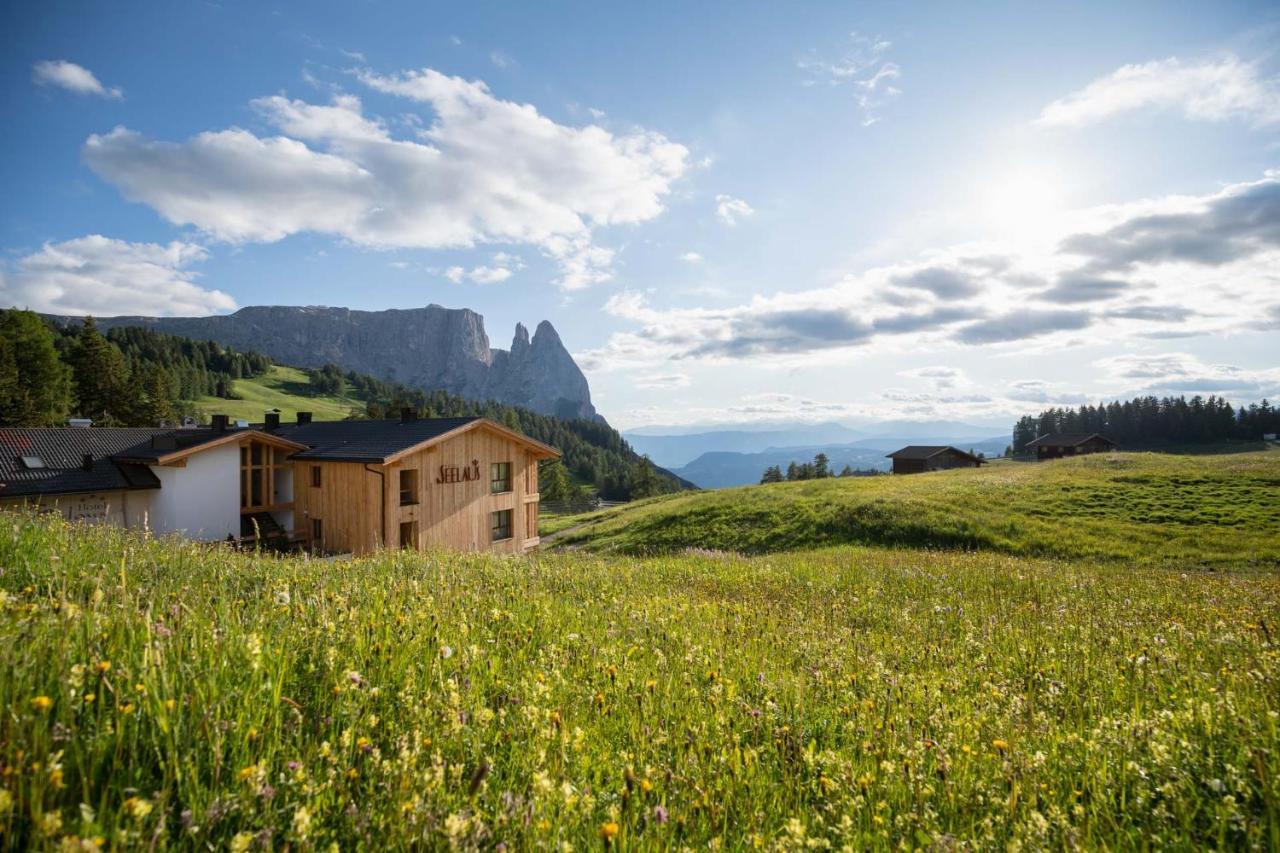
3, 1, 1278, 429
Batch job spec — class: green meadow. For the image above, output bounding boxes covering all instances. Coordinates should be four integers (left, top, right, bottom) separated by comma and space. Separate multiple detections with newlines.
191, 366, 366, 424
550, 450, 1280, 568
1, 450, 1278, 849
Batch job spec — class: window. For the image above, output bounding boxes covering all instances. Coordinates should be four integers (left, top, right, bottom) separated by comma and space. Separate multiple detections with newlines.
311, 518, 322, 542
399, 520, 418, 549
490, 461, 512, 494
399, 468, 419, 505
311, 465, 322, 488
490, 509, 512, 542
19, 455, 45, 470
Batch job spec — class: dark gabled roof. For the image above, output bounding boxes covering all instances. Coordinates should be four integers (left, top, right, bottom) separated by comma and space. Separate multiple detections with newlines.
885, 445, 983, 462
1025, 432, 1117, 448
275, 417, 560, 463
0, 428, 168, 498
275, 417, 482, 462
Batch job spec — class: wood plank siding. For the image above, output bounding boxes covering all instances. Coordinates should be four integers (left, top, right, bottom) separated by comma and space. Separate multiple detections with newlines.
292, 424, 547, 555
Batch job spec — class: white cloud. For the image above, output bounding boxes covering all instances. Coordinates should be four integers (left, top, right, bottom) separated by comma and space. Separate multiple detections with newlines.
0, 235, 233, 316
32, 60, 122, 99
799, 32, 901, 126
441, 252, 523, 284
680, 251, 703, 263
1037, 55, 1280, 128
1096, 352, 1280, 398
901, 366, 964, 390
579, 174, 1280, 370
633, 373, 691, 390
83, 69, 690, 290
715, 194, 754, 225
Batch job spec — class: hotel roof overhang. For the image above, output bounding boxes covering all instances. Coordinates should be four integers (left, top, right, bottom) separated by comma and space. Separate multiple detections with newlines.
112, 428, 310, 466
282, 417, 561, 464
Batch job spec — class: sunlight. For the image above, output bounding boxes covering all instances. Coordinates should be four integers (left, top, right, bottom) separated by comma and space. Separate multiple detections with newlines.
976, 166, 1068, 242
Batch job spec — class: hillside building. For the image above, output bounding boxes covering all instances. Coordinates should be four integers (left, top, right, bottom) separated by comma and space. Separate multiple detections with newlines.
886, 445, 985, 474
1025, 432, 1118, 460
0, 412, 558, 555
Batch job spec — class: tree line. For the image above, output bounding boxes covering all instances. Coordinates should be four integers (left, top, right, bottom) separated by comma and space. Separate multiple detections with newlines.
1011, 395, 1280, 453
760, 453, 883, 483
0, 310, 269, 428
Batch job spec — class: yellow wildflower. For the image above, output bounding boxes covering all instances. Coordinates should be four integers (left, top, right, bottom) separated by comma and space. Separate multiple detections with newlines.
600, 821, 620, 842
992, 739, 1009, 753
123, 797, 152, 820
31, 695, 53, 712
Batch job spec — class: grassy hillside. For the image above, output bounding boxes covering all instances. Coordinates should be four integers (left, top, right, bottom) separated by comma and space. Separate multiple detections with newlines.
192, 365, 366, 422
551, 450, 1280, 567
1, 512, 1277, 848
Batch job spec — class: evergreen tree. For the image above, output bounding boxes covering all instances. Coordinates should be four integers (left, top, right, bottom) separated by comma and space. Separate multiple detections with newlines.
813, 452, 830, 478
539, 459, 572, 502
0, 309, 71, 426
785, 461, 800, 481
69, 318, 129, 425
134, 364, 177, 426
839, 464, 854, 477
760, 465, 783, 484
630, 455, 661, 499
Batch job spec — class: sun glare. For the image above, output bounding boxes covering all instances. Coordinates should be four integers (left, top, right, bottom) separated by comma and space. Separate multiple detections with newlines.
977, 167, 1068, 242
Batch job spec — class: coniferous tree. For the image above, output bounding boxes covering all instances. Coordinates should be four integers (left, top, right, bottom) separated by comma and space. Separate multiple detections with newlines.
839, 464, 854, 477
813, 453, 830, 478
630, 455, 661, 499
785, 461, 800, 481
760, 465, 783, 484
539, 459, 572, 502
0, 309, 72, 426
69, 318, 129, 425
134, 364, 177, 426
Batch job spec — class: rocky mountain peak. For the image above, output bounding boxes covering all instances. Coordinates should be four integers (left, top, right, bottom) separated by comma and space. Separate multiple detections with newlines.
80, 304, 601, 423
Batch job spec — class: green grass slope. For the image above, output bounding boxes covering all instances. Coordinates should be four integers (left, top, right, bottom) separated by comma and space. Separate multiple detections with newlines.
192, 365, 365, 422
1, 513, 1277, 848
552, 450, 1280, 567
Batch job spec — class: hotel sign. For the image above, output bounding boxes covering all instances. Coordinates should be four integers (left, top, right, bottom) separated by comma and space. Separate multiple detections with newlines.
437, 459, 481, 485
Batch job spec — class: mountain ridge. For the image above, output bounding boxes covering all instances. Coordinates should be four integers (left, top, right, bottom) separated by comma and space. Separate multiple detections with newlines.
48, 304, 601, 423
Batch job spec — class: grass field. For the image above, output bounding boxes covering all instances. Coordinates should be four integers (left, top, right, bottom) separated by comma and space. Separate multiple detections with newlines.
192, 366, 365, 423
551, 450, 1280, 568
0, 512, 1277, 849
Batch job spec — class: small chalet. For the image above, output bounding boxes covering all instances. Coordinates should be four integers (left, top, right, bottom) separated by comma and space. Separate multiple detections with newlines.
886, 445, 984, 475
1024, 432, 1117, 461
0, 411, 559, 555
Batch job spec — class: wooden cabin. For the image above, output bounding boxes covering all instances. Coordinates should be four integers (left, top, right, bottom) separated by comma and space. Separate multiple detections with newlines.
885, 445, 984, 474
1024, 432, 1117, 460
274, 414, 559, 555
1, 413, 560, 555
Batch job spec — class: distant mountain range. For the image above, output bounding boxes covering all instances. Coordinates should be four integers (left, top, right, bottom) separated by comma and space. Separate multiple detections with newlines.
50, 305, 601, 423
624, 420, 1009, 470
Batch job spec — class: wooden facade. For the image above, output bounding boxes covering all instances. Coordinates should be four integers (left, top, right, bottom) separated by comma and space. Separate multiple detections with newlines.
886, 446, 984, 475
292, 421, 554, 555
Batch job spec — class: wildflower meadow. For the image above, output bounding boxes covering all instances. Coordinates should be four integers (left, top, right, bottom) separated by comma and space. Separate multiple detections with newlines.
1, 506, 1277, 849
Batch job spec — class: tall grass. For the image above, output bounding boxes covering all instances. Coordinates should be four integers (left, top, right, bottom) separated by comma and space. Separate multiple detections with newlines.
1, 511, 1277, 849
554, 451, 1280, 567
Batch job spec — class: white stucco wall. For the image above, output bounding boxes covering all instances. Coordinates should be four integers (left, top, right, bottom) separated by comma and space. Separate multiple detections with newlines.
148, 442, 241, 540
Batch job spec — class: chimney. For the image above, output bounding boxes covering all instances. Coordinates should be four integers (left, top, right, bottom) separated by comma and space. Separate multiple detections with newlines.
400, 407, 418, 423
211, 414, 229, 432
81, 453, 93, 471
264, 412, 281, 431
296, 411, 313, 425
